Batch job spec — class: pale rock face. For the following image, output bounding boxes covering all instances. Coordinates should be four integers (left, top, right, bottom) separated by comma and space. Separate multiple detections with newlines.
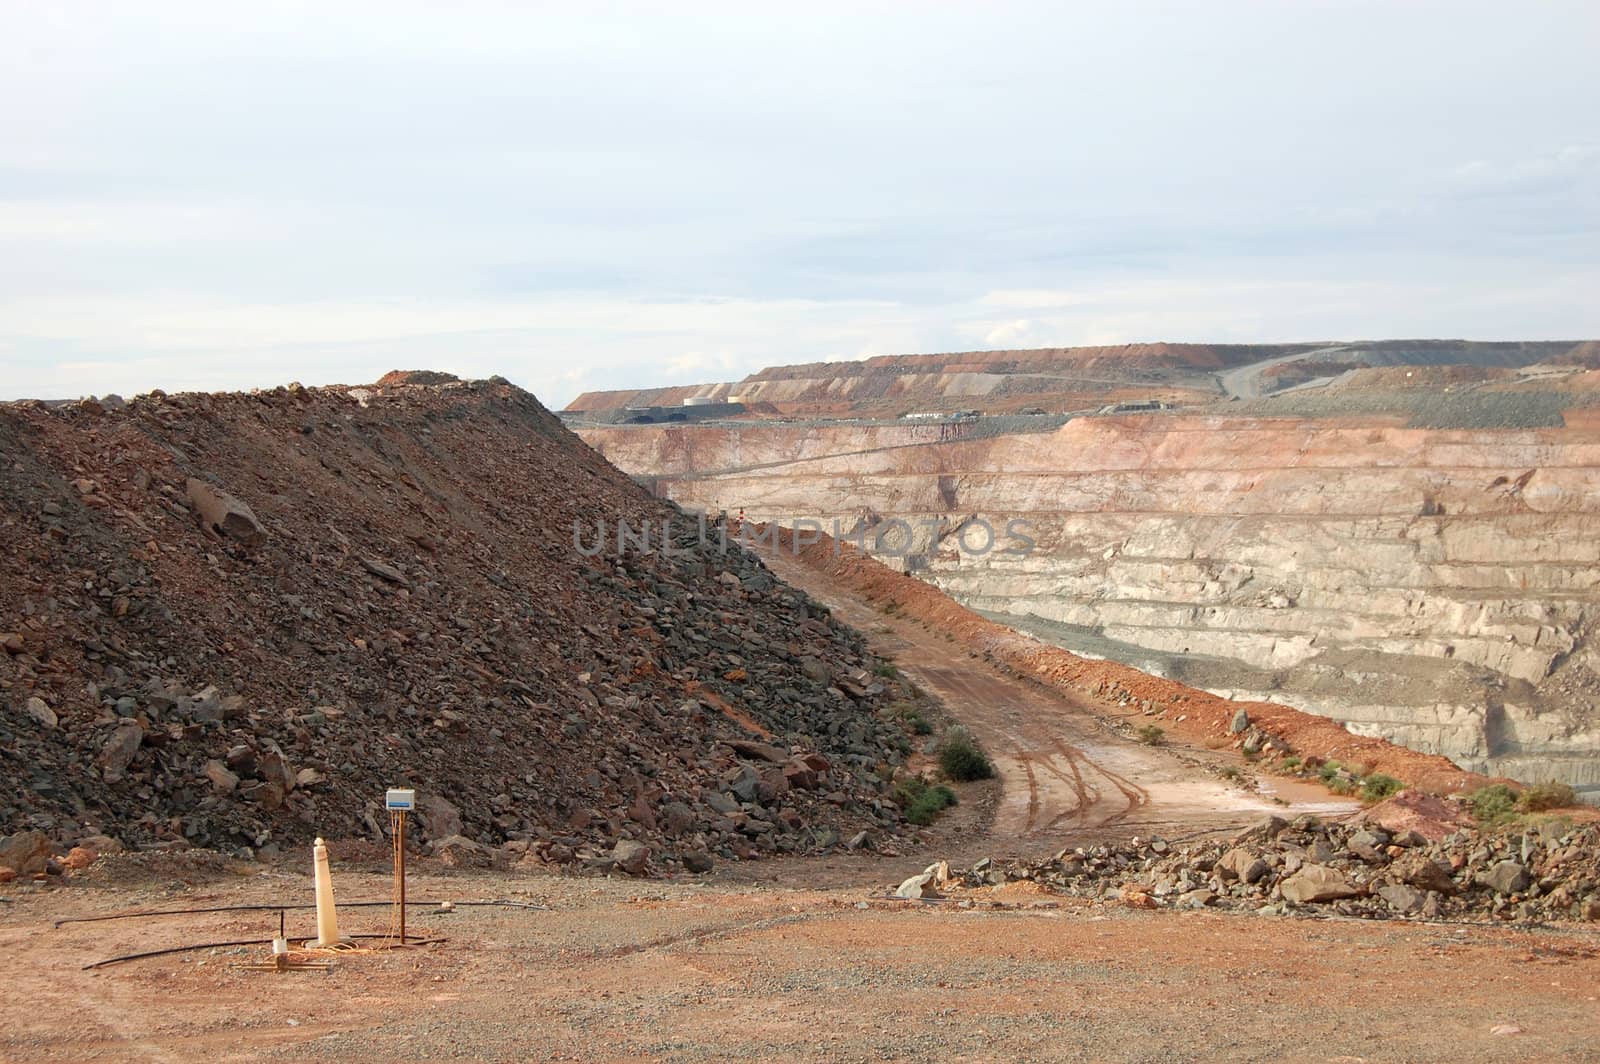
582, 411, 1600, 796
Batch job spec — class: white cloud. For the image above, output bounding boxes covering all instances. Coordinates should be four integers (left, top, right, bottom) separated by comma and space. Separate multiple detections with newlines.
982, 319, 1035, 346
1, 3, 1596, 407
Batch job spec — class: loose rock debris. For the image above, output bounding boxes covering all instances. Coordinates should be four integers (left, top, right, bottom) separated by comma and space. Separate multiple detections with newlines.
922, 814, 1600, 923
1, 375, 949, 876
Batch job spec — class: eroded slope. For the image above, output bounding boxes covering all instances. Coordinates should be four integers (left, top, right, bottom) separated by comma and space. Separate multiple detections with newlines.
0, 376, 934, 868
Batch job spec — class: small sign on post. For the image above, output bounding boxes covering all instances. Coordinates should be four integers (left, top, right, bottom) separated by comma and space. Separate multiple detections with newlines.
385, 789, 415, 942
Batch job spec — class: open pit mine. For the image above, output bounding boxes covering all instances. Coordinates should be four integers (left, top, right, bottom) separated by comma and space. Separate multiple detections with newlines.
570, 340, 1600, 797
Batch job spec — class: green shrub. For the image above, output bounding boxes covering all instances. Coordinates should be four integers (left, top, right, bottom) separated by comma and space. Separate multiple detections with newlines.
937, 731, 995, 782
873, 662, 900, 679
886, 700, 933, 736
1468, 783, 1519, 825
1135, 724, 1165, 746
894, 776, 958, 826
1519, 780, 1575, 812
1318, 761, 1342, 783
1360, 774, 1403, 802
1281, 755, 1302, 770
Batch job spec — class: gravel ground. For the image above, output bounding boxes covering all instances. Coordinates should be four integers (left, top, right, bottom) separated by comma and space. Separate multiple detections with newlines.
4, 863, 1599, 1063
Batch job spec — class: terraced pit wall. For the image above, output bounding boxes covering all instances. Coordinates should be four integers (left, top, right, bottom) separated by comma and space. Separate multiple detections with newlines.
579, 413, 1600, 796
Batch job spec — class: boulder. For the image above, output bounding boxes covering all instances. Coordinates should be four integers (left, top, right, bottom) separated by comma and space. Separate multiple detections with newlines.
431, 835, 493, 868
895, 871, 937, 899
99, 721, 144, 782
0, 830, 54, 875
238, 780, 286, 810
76, 834, 124, 855
800, 657, 832, 686
1280, 864, 1362, 904
419, 794, 463, 841
203, 759, 239, 794
63, 846, 100, 871
783, 760, 820, 790
682, 850, 715, 874
729, 740, 787, 763
24, 697, 57, 729
611, 838, 651, 876
1477, 860, 1531, 895
1229, 707, 1250, 734
256, 739, 295, 793
1218, 847, 1270, 884
361, 557, 410, 586
1377, 883, 1428, 914
1395, 852, 1459, 895
726, 767, 761, 804
185, 477, 265, 546
660, 801, 696, 835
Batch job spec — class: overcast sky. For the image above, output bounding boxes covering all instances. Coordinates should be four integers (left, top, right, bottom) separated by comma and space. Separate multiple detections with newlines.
3, 2, 1597, 407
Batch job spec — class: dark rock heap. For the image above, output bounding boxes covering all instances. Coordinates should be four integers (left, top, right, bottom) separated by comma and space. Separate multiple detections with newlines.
1, 375, 937, 875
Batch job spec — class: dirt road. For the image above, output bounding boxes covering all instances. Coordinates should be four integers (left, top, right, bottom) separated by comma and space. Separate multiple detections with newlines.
758, 544, 1355, 860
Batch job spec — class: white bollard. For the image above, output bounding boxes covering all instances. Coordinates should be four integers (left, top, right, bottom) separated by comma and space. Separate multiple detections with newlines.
312, 837, 341, 947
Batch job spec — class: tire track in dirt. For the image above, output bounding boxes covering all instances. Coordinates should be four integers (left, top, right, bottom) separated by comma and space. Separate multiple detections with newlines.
758, 544, 1358, 857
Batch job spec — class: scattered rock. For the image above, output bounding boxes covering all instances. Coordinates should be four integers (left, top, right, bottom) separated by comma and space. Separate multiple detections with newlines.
0, 831, 54, 875
99, 721, 144, 783
0, 376, 944, 865
204, 759, 240, 794
1218, 847, 1269, 884
1377, 883, 1427, 914
933, 815, 1600, 924
418, 794, 463, 842
23, 697, 57, 729
77, 834, 124, 855
729, 740, 787, 763
611, 838, 651, 876
1477, 860, 1531, 895
63, 846, 100, 871
185, 477, 265, 546
1280, 864, 1362, 904
431, 835, 493, 868
360, 557, 410, 585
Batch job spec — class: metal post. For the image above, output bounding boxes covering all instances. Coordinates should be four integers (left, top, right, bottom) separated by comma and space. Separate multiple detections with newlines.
397, 810, 407, 944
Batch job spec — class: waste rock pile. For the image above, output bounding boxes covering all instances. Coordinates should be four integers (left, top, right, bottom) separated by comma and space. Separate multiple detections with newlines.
944, 813, 1600, 923
1, 374, 937, 875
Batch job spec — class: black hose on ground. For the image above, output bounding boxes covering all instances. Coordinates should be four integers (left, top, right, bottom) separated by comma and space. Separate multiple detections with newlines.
54, 898, 547, 929
83, 933, 448, 971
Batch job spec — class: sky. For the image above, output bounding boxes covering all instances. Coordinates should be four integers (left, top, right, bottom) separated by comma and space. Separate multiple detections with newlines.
2, 1, 1597, 408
